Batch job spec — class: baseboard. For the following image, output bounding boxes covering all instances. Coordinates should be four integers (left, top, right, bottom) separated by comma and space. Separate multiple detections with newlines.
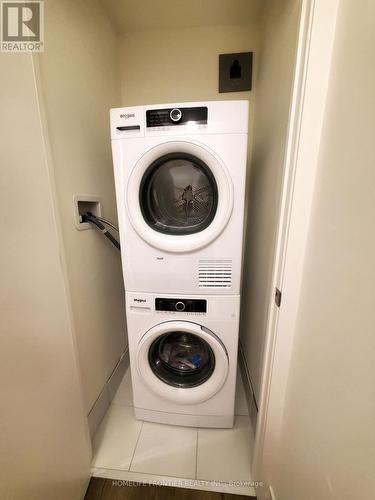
238, 342, 258, 433
87, 346, 130, 439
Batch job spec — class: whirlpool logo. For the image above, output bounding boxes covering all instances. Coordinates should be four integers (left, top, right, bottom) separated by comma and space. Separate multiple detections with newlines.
133, 298, 146, 303
120, 113, 135, 119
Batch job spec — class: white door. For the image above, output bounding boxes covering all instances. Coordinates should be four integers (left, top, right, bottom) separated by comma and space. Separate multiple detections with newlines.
136, 320, 229, 404
126, 141, 233, 252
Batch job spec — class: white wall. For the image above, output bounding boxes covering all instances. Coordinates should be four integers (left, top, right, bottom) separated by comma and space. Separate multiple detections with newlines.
240, 0, 301, 403
0, 53, 91, 500
38, 0, 126, 413
119, 24, 259, 106
119, 22, 261, 171
269, 1, 375, 498
103, 0, 262, 33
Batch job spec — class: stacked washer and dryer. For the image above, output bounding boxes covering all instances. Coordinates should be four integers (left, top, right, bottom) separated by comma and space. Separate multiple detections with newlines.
111, 101, 248, 428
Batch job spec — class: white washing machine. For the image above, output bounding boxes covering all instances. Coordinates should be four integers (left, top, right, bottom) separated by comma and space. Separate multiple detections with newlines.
111, 100, 248, 295
126, 291, 240, 428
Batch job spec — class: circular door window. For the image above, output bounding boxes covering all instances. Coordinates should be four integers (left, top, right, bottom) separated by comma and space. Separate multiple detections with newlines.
140, 153, 218, 236
148, 331, 215, 388
126, 141, 233, 253
136, 320, 229, 404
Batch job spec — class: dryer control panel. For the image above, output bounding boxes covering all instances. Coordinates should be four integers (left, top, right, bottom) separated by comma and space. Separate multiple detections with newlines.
146, 106, 208, 128
155, 297, 207, 313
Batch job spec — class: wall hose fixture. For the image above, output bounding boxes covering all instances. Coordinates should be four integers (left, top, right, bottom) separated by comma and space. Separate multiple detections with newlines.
81, 212, 121, 251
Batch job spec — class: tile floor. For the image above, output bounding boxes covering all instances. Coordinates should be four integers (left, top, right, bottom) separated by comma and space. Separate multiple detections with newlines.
92, 369, 255, 496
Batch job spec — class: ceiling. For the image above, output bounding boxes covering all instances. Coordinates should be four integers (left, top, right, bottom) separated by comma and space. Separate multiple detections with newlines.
101, 0, 263, 34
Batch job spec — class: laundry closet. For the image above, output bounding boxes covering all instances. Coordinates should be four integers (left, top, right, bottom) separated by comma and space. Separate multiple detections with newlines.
1, 0, 321, 499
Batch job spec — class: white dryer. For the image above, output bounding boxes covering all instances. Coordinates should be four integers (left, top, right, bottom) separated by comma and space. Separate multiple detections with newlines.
126, 292, 240, 428
111, 101, 248, 295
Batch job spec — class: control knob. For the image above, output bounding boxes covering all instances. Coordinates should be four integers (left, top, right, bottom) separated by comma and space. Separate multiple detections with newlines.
170, 108, 182, 122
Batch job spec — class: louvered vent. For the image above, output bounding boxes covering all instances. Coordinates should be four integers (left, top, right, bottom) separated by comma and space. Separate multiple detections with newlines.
198, 259, 232, 288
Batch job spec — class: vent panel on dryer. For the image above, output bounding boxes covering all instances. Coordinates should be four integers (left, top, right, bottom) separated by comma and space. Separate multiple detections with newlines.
198, 259, 232, 288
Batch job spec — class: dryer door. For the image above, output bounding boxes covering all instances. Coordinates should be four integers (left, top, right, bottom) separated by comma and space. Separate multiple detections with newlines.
126, 141, 233, 253
136, 320, 229, 404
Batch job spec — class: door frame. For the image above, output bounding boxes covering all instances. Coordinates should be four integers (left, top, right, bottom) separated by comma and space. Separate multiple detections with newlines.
252, 0, 340, 484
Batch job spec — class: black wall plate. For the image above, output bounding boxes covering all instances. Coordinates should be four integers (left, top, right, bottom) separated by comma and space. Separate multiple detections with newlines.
219, 52, 253, 93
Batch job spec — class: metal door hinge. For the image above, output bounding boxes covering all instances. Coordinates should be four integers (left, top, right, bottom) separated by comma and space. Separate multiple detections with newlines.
275, 288, 282, 307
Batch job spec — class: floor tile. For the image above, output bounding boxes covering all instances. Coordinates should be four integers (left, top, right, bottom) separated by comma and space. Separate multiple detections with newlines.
92, 405, 142, 470
197, 416, 253, 482
112, 369, 133, 406
91, 469, 256, 496
235, 370, 249, 416
130, 422, 197, 478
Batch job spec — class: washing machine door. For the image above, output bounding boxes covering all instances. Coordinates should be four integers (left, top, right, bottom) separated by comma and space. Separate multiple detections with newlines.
126, 141, 233, 252
136, 320, 229, 404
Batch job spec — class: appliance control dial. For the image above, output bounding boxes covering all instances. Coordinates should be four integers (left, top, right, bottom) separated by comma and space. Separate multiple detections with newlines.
170, 108, 182, 122
175, 301, 186, 312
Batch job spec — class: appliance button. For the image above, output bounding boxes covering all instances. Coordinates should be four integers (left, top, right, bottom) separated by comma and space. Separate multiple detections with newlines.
175, 301, 186, 312
170, 108, 182, 122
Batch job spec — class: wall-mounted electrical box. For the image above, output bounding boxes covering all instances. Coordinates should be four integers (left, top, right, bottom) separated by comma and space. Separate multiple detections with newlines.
219, 52, 253, 93
73, 195, 102, 230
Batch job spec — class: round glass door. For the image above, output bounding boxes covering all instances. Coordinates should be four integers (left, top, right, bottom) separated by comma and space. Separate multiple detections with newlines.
140, 153, 218, 235
148, 331, 215, 388
126, 141, 233, 253
136, 320, 229, 404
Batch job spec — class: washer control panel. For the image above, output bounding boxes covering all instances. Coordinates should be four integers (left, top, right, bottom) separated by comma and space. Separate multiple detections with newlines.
146, 106, 208, 128
155, 298, 207, 313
